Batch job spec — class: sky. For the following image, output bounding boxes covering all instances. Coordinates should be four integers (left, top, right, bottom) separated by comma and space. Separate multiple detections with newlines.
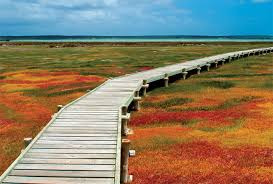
0, 0, 272, 36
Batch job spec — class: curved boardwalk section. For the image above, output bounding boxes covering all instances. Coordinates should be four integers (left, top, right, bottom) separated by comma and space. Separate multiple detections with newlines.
0, 47, 272, 184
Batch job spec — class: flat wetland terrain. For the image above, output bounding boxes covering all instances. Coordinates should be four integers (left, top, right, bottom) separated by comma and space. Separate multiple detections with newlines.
0, 43, 272, 183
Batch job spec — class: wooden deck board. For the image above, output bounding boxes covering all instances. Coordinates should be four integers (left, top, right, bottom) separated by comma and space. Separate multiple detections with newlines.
20, 158, 116, 165
3, 176, 115, 184
14, 164, 115, 171
9, 170, 115, 178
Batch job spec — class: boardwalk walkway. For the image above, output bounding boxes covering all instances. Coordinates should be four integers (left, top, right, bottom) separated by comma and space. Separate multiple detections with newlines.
1, 47, 272, 184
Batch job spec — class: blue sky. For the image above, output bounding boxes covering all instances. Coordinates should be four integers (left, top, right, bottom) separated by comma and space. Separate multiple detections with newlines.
0, 0, 272, 36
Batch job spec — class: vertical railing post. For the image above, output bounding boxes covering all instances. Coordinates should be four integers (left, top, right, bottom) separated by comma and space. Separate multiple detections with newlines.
22, 137, 32, 153
164, 73, 169, 87
142, 80, 149, 97
196, 65, 201, 74
24, 138, 32, 149
121, 106, 133, 136
57, 105, 63, 112
121, 139, 133, 184
205, 63, 210, 71
221, 59, 225, 65
133, 91, 141, 111
214, 61, 218, 68
181, 69, 188, 80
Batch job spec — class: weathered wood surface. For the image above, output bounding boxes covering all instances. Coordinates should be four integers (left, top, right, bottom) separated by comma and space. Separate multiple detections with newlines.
1, 47, 272, 184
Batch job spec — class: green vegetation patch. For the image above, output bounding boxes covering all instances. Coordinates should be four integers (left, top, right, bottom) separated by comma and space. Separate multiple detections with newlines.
142, 97, 193, 109
200, 80, 235, 89
0, 76, 6, 80
133, 136, 188, 153
0, 104, 22, 122
22, 86, 93, 97
169, 96, 260, 112
3, 142, 21, 156
200, 73, 273, 79
150, 82, 203, 95
199, 119, 245, 132
218, 96, 260, 109
181, 119, 200, 128
251, 80, 273, 90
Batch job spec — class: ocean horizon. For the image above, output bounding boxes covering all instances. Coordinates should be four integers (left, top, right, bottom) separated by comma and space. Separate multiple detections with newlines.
1, 35, 273, 42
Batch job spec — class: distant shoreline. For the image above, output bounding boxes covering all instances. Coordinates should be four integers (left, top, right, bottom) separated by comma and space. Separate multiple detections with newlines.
1, 41, 273, 47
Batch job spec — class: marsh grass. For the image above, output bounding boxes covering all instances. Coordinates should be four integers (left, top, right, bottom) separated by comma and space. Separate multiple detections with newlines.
0, 104, 22, 122
3, 142, 21, 156
150, 82, 203, 95
22, 86, 93, 97
135, 119, 199, 129
1, 44, 271, 75
132, 135, 188, 153
200, 80, 235, 89
169, 96, 260, 112
142, 97, 193, 109
250, 80, 273, 90
181, 119, 200, 128
198, 119, 245, 132
199, 73, 273, 78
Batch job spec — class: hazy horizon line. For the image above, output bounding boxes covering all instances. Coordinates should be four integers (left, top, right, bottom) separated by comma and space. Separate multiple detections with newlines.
1, 34, 273, 37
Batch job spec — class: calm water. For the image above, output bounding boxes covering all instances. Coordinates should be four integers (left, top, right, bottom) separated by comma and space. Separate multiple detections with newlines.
0, 35, 273, 42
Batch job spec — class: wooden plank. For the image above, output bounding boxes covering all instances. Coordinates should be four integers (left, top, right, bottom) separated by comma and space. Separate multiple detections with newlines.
29, 149, 116, 154
36, 140, 116, 145
61, 111, 118, 113
43, 133, 117, 137
57, 115, 118, 118
40, 136, 117, 141
24, 153, 116, 159
20, 158, 115, 165
46, 127, 117, 131
51, 123, 117, 126
61, 112, 118, 115
57, 116, 117, 119
53, 119, 118, 122
14, 164, 115, 171
3, 176, 114, 184
45, 130, 117, 134
33, 144, 116, 149
9, 170, 115, 178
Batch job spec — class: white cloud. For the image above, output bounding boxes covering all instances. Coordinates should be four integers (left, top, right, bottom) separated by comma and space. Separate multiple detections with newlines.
0, 0, 190, 22
0, 0, 193, 35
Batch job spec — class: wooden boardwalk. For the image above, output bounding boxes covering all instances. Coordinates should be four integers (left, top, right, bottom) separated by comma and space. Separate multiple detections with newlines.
0, 47, 272, 184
